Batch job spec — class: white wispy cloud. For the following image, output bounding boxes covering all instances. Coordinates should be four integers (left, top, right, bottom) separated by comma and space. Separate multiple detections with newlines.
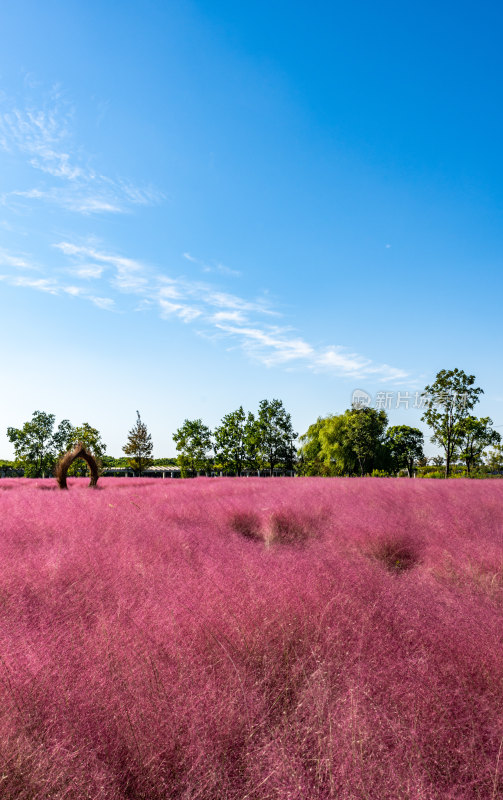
62, 285, 84, 296
183, 251, 241, 277
54, 242, 149, 291
211, 321, 407, 380
0, 266, 115, 310
215, 323, 315, 365
52, 240, 408, 381
0, 274, 60, 294
314, 347, 376, 375
72, 264, 105, 279
0, 237, 408, 382
0, 92, 164, 215
195, 287, 276, 315
212, 310, 247, 323
313, 347, 407, 380
0, 106, 83, 179
159, 298, 203, 322
10, 187, 125, 214
0, 247, 37, 270
88, 295, 115, 310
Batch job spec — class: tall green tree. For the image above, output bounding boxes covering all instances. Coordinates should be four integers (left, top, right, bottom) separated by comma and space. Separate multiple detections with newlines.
297, 416, 335, 475
318, 412, 361, 475
421, 368, 483, 477
123, 411, 153, 476
255, 399, 297, 474
457, 416, 500, 475
242, 412, 262, 473
53, 419, 75, 455
387, 425, 425, 477
7, 411, 70, 477
214, 406, 248, 475
345, 407, 389, 476
173, 418, 212, 476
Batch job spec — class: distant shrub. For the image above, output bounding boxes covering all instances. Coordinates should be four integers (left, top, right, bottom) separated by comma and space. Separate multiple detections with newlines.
229, 508, 316, 547
367, 534, 420, 573
229, 510, 263, 541
266, 510, 311, 546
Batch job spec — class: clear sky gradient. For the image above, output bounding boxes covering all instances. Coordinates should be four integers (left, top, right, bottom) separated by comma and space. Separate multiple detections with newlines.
1, 0, 502, 457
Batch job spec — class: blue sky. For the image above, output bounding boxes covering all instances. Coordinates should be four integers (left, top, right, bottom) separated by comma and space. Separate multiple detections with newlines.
1, 0, 502, 457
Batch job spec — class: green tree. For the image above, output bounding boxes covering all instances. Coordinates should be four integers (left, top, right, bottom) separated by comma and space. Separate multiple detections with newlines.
214, 406, 248, 475
486, 442, 503, 472
457, 416, 501, 476
318, 412, 362, 475
298, 410, 390, 476
387, 425, 425, 477
421, 368, 483, 477
345, 407, 389, 476
122, 411, 153, 476
173, 418, 212, 476
0, 460, 19, 476
53, 419, 75, 454
65, 423, 107, 476
7, 410, 63, 477
242, 412, 263, 473
255, 399, 297, 474
297, 416, 335, 475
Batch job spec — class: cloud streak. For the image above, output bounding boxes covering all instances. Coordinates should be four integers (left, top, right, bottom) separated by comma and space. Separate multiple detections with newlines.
0, 93, 164, 215
0, 238, 408, 382
0, 255, 116, 311
183, 251, 241, 277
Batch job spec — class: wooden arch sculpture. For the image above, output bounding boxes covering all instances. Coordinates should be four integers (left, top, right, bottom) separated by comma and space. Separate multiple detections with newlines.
55, 442, 99, 489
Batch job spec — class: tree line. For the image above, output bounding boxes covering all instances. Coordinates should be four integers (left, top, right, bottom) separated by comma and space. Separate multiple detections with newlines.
299, 369, 501, 478
3, 369, 502, 479
3, 400, 297, 478
173, 399, 297, 476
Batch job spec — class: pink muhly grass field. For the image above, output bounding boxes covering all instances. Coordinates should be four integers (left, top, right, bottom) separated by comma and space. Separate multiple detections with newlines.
1, 477, 503, 799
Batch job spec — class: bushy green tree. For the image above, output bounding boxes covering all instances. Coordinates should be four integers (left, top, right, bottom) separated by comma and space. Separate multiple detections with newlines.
0, 460, 19, 476
298, 408, 389, 476
297, 417, 336, 475
457, 416, 500, 475
387, 425, 425, 477
486, 442, 503, 472
214, 407, 248, 475
318, 413, 359, 475
254, 399, 297, 473
7, 411, 71, 477
345, 407, 389, 476
422, 368, 483, 477
123, 411, 153, 476
53, 419, 75, 455
242, 412, 262, 472
173, 419, 212, 476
